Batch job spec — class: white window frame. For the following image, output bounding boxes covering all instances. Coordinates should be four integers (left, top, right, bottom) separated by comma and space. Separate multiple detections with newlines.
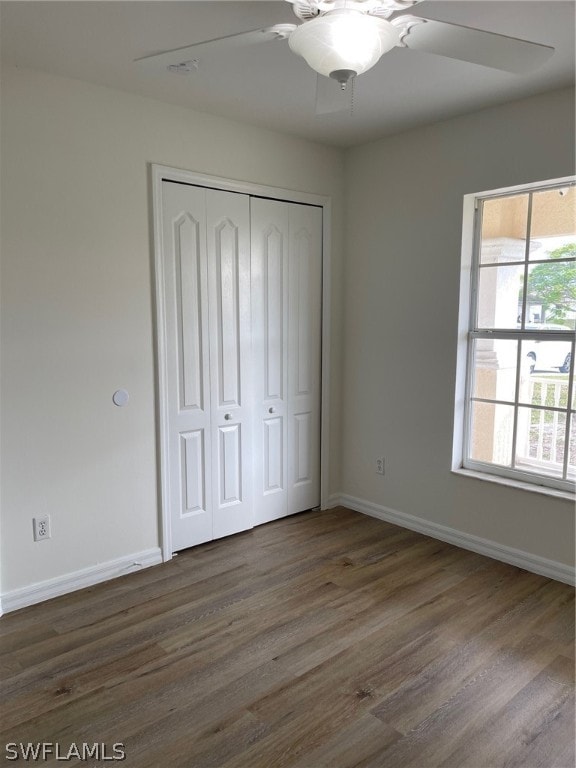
453, 176, 576, 498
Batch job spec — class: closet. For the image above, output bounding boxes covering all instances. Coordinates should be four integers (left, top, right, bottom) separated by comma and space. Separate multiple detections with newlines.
160, 180, 322, 552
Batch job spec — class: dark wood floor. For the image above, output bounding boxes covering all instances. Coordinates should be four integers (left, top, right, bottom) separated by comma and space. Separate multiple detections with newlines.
0, 507, 574, 767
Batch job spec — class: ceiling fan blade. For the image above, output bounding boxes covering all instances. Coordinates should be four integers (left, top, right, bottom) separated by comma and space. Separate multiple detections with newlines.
134, 25, 295, 70
315, 74, 353, 115
398, 17, 554, 73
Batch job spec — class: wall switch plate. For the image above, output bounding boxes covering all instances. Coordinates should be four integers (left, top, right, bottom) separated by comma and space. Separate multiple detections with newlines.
376, 457, 385, 475
33, 515, 51, 541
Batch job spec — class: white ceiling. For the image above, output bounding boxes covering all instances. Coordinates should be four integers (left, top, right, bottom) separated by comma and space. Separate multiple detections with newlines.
1, 1, 574, 147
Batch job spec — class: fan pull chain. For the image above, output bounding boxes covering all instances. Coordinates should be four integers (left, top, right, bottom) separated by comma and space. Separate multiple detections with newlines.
350, 77, 355, 116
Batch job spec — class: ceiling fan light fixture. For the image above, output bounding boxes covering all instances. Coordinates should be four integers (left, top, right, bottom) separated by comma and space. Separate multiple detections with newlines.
288, 10, 400, 79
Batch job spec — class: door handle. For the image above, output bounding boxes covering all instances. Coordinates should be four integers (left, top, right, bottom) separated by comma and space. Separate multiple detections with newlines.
224, 413, 232, 421
268, 407, 276, 414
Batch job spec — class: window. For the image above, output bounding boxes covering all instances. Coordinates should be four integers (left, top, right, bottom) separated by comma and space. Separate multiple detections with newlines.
457, 178, 576, 495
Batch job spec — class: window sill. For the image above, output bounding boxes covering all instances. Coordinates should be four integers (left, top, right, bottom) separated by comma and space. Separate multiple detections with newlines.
452, 468, 576, 502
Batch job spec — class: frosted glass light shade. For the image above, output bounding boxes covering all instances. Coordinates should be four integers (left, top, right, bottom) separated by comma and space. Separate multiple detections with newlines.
288, 11, 400, 78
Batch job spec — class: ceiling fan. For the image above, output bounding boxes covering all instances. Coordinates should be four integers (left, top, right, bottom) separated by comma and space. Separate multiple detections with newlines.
135, 0, 555, 114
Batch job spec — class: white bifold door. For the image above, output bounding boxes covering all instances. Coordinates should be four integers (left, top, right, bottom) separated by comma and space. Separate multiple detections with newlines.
161, 181, 321, 552
251, 198, 322, 525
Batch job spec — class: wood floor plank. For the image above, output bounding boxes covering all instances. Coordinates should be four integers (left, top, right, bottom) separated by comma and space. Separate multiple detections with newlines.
364, 634, 567, 768
224, 690, 383, 768
117, 662, 296, 767
370, 580, 568, 734
270, 592, 461, 686
532, 588, 575, 645
0, 507, 573, 768
289, 713, 401, 768
0, 623, 58, 655
5, 564, 253, 673
0, 643, 168, 732
437, 653, 575, 768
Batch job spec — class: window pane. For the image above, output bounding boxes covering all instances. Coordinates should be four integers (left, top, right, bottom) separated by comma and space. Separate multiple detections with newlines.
477, 264, 524, 329
529, 235, 576, 263
480, 195, 528, 265
524, 259, 576, 331
469, 401, 514, 466
519, 367, 570, 410
521, 337, 573, 375
515, 407, 567, 478
471, 338, 517, 402
529, 186, 576, 261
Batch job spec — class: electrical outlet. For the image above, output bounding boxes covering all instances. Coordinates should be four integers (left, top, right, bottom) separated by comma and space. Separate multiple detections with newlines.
33, 515, 51, 541
376, 457, 385, 475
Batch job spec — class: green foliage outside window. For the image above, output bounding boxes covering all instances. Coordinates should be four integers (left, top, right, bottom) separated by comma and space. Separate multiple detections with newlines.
523, 243, 576, 322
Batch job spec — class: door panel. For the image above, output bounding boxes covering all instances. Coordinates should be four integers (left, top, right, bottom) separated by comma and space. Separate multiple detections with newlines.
288, 204, 322, 514
264, 227, 285, 400
218, 423, 242, 504
215, 218, 242, 407
251, 199, 290, 524
162, 182, 212, 549
293, 412, 313, 484
180, 430, 206, 514
294, 228, 313, 397
264, 416, 284, 492
175, 213, 204, 411
207, 189, 253, 539
252, 198, 322, 523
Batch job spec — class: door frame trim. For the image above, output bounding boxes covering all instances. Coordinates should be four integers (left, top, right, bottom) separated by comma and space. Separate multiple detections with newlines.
151, 163, 332, 561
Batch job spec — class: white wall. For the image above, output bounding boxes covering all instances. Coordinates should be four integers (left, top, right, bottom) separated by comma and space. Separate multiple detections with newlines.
342, 87, 575, 567
0, 67, 345, 596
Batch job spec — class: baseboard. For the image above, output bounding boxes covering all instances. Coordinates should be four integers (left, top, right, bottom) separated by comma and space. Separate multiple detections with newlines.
3, 498, 572, 613
1, 548, 163, 614
334, 493, 575, 586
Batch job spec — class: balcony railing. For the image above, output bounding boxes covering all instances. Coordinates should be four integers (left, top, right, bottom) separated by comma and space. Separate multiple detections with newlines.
516, 375, 573, 478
